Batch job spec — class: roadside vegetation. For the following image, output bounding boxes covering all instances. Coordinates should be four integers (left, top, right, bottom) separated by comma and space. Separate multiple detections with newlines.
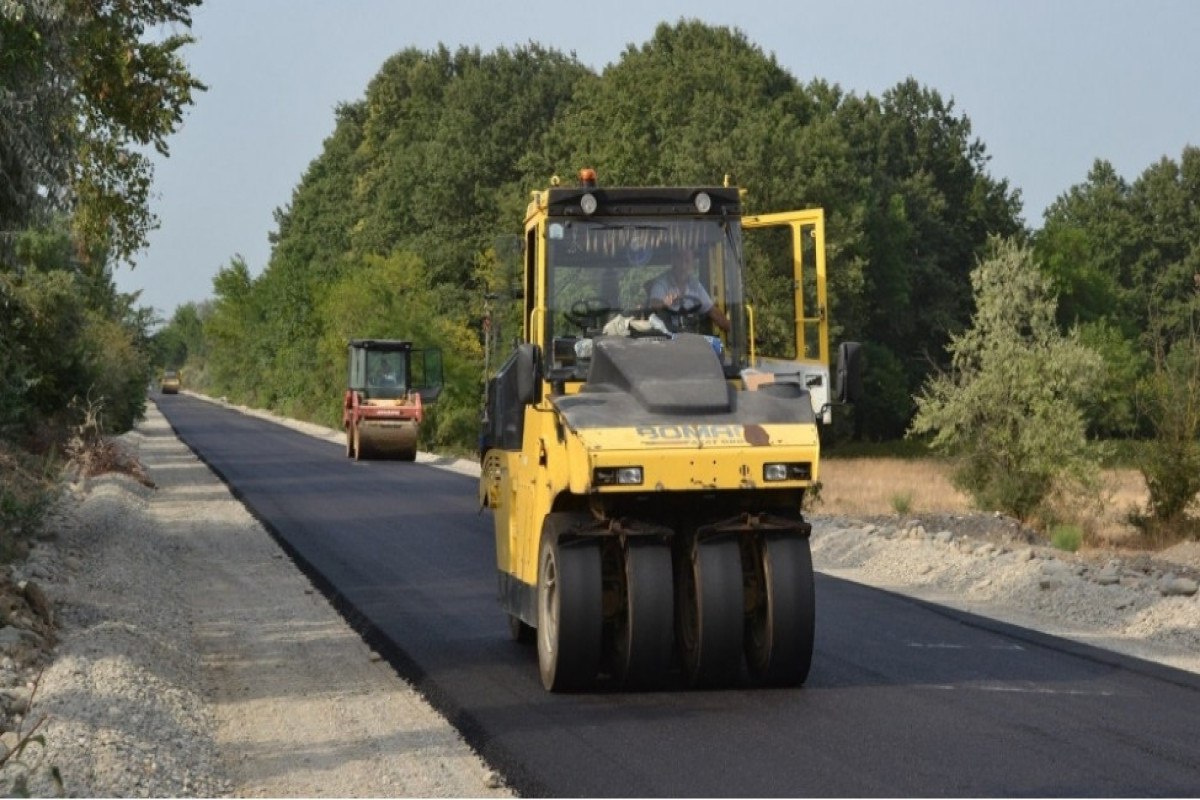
3, 10, 1196, 550
910, 237, 1108, 522
0, 0, 203, 564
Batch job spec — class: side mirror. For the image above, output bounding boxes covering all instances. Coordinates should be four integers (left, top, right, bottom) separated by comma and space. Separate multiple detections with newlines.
485, 343, 542, 453
835, 341, 864, 404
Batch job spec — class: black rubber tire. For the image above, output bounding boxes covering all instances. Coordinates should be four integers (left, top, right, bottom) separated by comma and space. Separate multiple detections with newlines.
345, 426, 354, 458
612, 539, 674, 689
745, 535, 815, 686
537, 520, 602, 692
677, 536, 744, 689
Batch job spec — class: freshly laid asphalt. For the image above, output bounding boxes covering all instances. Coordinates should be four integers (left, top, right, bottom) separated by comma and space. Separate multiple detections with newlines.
155, 393, 1200, 797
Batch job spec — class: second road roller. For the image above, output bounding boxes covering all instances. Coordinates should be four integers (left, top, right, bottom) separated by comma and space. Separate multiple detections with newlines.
343, 338, 443, 461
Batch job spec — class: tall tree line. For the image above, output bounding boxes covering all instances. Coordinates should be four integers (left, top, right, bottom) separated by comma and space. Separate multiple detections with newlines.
165, 20, 1198, 464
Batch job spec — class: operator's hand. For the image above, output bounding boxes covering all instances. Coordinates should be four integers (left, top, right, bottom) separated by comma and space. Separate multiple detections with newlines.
662, 288, 681, 307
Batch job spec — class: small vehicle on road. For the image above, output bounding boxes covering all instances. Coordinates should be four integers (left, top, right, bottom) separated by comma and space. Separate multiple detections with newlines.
160, 370, 181, 395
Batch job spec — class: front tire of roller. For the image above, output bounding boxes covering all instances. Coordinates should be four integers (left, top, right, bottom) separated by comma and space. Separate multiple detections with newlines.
677, 536, 744, 689
612, 539, 674, 690
537, 517, 602, 692
745, 535, 815, 686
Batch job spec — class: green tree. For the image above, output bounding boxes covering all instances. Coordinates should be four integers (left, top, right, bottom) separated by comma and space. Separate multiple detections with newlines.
831, 80, 1024, 437
153, 301, 206, 363
1, 0, 205, 260
526, 21, 817, 193
1034, 161, 1134, 332
79, 311, 149, 432
1135, 314, 1200, 527
910, 238, 1105, 520
1074, 319, 1145, 437
351, 44, 590, 287
221, 42, 586, 435
1127, 149, 1200, 343
529, 24, 1022, 439
853, 343, 914, 441
203, 257, 266, 403
0, 224, 150, 436
1036, 147, 1200, 439
184, 23, 1025, 453
2, 0, 202, 450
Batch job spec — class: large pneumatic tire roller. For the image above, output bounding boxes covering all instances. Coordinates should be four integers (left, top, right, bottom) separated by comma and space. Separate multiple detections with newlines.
481, 169, 864, 692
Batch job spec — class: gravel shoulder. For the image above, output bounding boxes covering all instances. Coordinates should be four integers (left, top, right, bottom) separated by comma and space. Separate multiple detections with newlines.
808, 514, 1200, 675
1, 395, 1197, 795
2, 404, 510, 797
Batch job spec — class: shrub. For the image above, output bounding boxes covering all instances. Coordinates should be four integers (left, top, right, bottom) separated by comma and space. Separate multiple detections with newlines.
801, 480, 823, 513
909, 238, 1107, 520
890, 490, 913, 515
0, 444, 58, 564
1050, 524, 1083, 552
1136, 332, 1200, 526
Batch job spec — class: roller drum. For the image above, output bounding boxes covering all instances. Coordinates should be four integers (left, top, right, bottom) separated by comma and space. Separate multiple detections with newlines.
356, 419, 418, 460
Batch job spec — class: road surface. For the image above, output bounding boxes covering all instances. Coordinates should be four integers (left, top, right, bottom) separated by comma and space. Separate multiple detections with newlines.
156, 393, 1200, 797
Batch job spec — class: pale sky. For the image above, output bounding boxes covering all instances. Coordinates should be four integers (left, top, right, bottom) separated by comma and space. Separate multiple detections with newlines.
116, 0, 1200, 319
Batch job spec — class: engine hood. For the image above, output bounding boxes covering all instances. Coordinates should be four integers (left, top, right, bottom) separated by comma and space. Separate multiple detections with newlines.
553, 334, 815, 446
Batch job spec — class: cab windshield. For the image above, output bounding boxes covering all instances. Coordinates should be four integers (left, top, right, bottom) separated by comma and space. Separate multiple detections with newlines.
366, 351, 407, 395
544, 217, 748, 380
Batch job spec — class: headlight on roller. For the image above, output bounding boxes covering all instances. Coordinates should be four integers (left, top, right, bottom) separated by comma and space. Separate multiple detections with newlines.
763, 462, 812, 482
594, 466, 643, 486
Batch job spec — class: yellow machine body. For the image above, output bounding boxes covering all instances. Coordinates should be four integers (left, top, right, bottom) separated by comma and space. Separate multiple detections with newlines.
160, 370, 181, 394
480, 173, 858, 691
482, 411, 820, 588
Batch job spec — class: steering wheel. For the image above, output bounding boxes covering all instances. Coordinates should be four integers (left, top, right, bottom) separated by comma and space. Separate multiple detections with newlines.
565, 297, 613, 331
666, 294, 705, 332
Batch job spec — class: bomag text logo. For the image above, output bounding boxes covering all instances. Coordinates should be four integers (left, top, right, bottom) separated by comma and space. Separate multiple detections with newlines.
635, 424, 744, 446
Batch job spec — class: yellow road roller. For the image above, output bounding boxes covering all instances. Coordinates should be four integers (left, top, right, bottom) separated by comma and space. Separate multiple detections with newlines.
160, 369, 181, 395
343, 339, 443, 461
480, 169, 862, 691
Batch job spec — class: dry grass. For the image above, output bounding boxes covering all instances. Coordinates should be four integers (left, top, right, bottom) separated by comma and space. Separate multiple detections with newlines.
815, 457, 1151, 547
815, 458, 975, 517
1085, 468, 1151, 546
